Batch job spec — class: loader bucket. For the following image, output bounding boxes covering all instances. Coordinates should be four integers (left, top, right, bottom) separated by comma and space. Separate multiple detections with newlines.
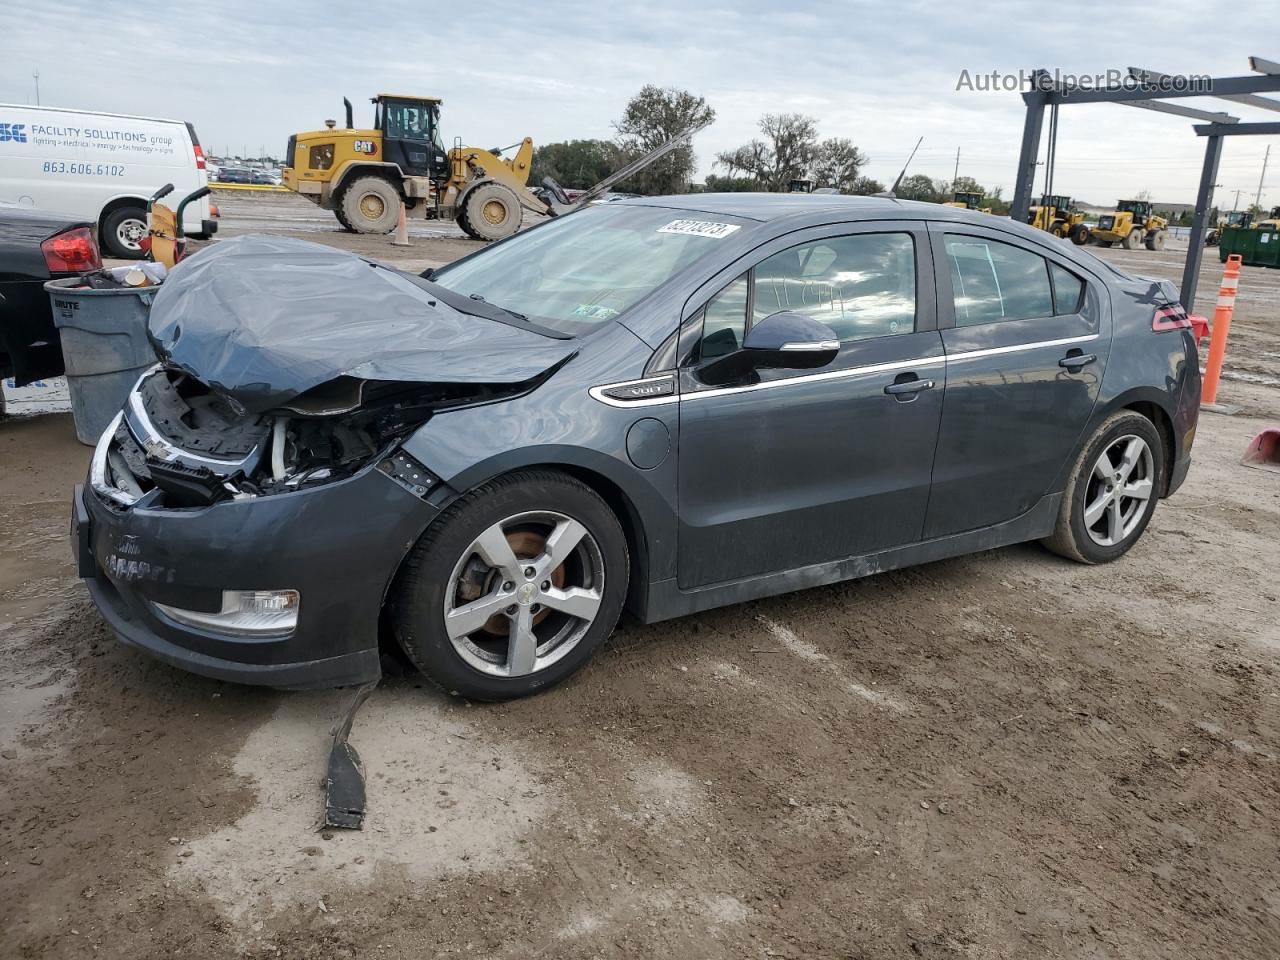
1243, 428, 1280, 470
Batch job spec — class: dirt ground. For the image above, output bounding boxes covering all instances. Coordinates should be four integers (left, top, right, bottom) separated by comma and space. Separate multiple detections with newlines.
2, 194, 1279, 960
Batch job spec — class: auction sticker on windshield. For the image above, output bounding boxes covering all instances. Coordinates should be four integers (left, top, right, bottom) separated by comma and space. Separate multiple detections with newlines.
657, 219, 741, 239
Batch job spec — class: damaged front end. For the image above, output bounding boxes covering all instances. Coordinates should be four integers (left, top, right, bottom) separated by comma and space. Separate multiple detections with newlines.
93, 365, 542, 509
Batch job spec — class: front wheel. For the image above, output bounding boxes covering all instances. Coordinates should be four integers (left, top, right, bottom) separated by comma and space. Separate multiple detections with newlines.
1070, 223, 1090, 245
1145, 229, 1167, 251
393, 470, 629, 700
1122, 228, 1142, 250
1042, 411, 1164, 564
458, 182, 523, 241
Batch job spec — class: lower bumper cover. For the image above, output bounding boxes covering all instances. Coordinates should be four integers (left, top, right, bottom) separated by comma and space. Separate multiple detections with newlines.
74, 463, 439, 690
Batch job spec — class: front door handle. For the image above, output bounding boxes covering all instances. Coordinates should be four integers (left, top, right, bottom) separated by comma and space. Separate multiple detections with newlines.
1058, 353, 1097, 371
884, 378, 935, 396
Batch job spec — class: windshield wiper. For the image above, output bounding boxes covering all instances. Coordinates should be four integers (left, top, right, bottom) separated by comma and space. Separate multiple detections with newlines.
468, 292, 527, 322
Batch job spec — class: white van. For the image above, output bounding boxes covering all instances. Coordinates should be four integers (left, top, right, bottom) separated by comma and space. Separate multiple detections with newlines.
0, 104, 216, 258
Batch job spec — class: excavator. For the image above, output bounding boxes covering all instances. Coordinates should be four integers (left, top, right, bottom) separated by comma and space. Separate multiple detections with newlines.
284, 93, 705, 241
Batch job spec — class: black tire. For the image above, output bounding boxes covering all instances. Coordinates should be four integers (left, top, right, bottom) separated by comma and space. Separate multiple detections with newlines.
101, 205, 148, 259
1122, 228, 1142, 250
1042, 411, 1165, 565
1145, 229, 1167, 251
392, 470, 629, 701
1070, 223, 1090, 246
458, 182, 523, 241
333, 205, 356, 233
338, 175, 400, 234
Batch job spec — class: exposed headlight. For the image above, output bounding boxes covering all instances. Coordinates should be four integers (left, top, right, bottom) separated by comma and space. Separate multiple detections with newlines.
153, 589, 300, 637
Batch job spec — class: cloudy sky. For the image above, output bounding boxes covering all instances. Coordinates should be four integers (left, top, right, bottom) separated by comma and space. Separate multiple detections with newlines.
3, 0, 1278, 208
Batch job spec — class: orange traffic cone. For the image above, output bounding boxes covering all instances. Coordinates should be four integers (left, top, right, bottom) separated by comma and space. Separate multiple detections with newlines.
391, 201, 411, 247
1201, 254, 1241, 406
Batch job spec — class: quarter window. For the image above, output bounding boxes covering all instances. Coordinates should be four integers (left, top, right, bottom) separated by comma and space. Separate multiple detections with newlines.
753, 233, 916, 342
699, 274, 749, 360
1050, 262, 1085, 315
945, 235, 1054, 326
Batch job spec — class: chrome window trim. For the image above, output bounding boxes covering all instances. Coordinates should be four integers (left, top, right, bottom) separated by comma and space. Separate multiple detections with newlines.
124, 372, 261, 473
677, 333, 1100, 403
944, 333, 1097, 363
588, 374, 679, 408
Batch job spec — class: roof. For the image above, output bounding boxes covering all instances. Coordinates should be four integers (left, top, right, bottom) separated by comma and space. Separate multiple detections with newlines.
619, 192, 910, 222
375, 93, 442, 103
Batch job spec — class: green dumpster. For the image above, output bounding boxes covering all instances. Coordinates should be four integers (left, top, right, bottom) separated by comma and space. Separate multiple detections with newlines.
1220, 226, 1280, 268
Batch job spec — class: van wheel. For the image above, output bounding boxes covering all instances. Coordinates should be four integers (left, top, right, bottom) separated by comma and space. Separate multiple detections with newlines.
102, 206, 148, 259
338, 176, 401, 233
1042, 411, 1164, 565
393, 470, 628, 701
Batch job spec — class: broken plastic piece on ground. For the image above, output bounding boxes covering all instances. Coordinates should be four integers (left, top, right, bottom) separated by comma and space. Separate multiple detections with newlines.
1242, 427, 1280, 471
323, 679, 378, 830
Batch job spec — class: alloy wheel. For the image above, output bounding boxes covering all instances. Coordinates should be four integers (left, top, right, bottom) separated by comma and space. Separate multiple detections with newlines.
1083, 434, 1154, 546
444, 511, 604, 678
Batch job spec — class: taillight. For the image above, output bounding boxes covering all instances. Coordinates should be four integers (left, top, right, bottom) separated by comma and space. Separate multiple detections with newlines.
1152, 304, 1191, 331
41, 226, 102, 274
193, 143, 206, 170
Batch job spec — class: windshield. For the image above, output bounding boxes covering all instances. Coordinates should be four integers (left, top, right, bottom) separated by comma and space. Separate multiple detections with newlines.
430, 204, 754, 336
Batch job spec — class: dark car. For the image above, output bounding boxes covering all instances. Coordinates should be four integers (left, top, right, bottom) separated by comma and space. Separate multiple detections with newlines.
216, 167, 254, 184
73, 196, 1199, 699
1, 205, 101, 415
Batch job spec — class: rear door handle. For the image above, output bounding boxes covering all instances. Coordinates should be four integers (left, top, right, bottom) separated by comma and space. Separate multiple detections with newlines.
884, 378, 935, 396
1059, 353, 1097, 370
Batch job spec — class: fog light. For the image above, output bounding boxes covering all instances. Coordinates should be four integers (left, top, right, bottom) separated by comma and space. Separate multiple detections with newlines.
154, 589, 300, 638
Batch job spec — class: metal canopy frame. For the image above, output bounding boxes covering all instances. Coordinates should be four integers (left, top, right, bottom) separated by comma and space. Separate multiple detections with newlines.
1010, 62, 1280, 310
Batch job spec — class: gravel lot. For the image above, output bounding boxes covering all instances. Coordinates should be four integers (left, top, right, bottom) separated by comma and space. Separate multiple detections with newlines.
2, 192, 1278, 959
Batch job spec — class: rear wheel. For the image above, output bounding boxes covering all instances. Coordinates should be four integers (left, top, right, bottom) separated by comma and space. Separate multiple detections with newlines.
338, 175, 401, 234
458, 182, 523, 241
393, 470, 628, 701
1042, 411, 1164, 564
101, 205, 148, 259
1122, 228, 1142, 250
1145, 229, 1167, 251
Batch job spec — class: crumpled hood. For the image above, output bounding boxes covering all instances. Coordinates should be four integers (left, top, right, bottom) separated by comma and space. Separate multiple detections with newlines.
148, 235, 576, 414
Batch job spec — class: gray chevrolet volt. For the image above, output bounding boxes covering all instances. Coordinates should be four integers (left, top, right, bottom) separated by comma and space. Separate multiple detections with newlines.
73, 195, 1200, 700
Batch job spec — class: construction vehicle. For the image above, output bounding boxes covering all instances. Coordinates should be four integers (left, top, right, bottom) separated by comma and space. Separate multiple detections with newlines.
944, 191, 992, 214
1090, 199, 1168, 251
1025, 195, 1090, 245
1206, 210, 1253, 246
1257, 205, 1280, 231
284, 93, 704, 241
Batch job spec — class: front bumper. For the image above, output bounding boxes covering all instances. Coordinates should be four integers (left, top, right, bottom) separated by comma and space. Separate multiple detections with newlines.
73, 458, 439, 689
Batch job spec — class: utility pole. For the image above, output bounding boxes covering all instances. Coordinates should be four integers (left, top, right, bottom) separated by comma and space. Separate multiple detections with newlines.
953, 147, 960, 188
1232, 189, 1242, 212
1255, 145, 1270, 211
32, 70, 40, 106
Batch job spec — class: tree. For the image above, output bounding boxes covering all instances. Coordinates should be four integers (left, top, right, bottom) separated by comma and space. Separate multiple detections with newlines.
716, 113, 821, 191
851, 175, 885, 196
896, 174, 943, 203
612, 85, 715, 195
530, 139, 620, 190
702, 173, 759, 192
811, 138, 868, 193
951, 175, 984, 196
1135, 189, 1154, 203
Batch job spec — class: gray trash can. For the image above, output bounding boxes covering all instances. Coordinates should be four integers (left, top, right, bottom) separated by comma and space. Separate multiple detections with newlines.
44, 278, 159, 445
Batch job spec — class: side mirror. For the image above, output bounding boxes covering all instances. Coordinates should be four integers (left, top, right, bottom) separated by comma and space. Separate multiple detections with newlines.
742, 311, 840, 369
697, 311, 839, 385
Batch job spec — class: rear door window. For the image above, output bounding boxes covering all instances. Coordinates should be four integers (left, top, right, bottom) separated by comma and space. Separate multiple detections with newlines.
1050, 262, 1085, 315
944, 235, 1054, 326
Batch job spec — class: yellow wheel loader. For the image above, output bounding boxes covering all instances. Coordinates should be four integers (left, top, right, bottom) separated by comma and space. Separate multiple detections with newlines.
944, 191, 992, 214
1257, 205, 1280, 231
284, 93, 706, 241
1090, 200, 1168, 251
1025, 195, 1089, 245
